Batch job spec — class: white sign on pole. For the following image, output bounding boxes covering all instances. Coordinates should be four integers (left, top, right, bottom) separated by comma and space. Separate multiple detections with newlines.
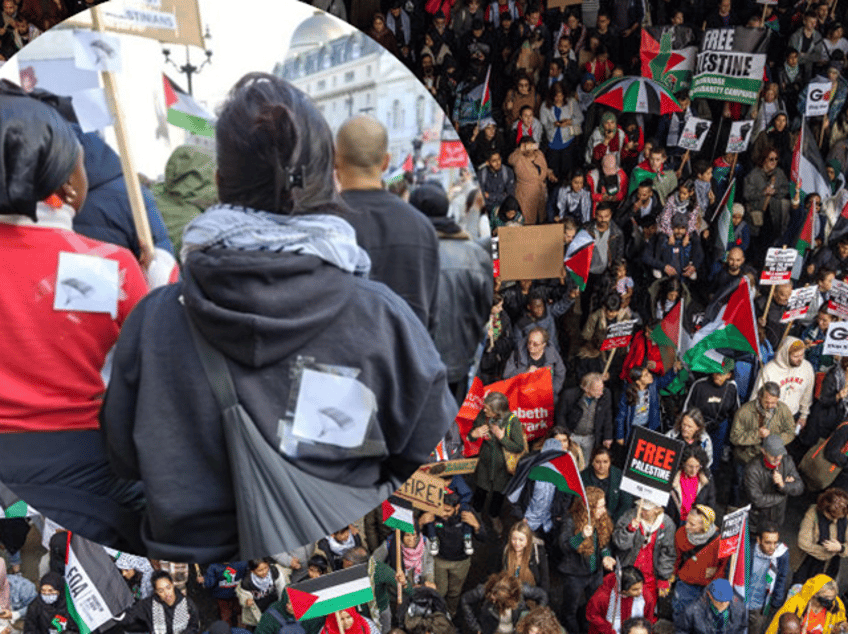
828, 280, 848, 320
726, 120, 754, 153
823, 321, 848, 356
780, 286, 817, 323
760, 248, 798, 285
73, 31, 122, 73
806, 82, 833, 117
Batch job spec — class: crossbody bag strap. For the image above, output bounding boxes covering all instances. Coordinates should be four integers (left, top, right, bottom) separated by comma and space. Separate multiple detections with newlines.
183, 307, 239, 411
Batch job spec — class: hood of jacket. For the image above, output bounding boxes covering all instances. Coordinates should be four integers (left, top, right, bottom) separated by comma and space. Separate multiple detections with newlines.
160, 145, 218, 206
74, 124, 122, 190
182, 247, 355, 368
774, 336, 801, 370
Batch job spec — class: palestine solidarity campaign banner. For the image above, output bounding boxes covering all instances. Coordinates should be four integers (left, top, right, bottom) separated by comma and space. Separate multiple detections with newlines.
692, 27, 768, 105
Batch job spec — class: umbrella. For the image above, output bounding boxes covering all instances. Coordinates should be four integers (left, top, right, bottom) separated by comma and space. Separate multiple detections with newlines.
592, 76, 682, 115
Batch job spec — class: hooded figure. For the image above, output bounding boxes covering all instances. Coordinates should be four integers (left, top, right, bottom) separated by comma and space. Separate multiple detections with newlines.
0, 92, 148, 551
101, 73, 456, 562
23, 572, 79, 634
765, 575, 847, 634
752, 336, 815, 421
150, 144, 218, 258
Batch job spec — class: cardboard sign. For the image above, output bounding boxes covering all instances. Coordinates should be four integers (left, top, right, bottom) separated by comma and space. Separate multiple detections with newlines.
781, 286, 817, 323
498, 224, 568, 281
760, 248, 798, 285
828, 280, 848, 320
678, 117, 712, 151
620, 427, 685, 506
394, 470, 446, 512
823, 320, 848, 356
601, 319, 638, 351
719, 505, 750, 558
806, 82, 833, 117
420, 458, 479, 476
726, 120, 754, 153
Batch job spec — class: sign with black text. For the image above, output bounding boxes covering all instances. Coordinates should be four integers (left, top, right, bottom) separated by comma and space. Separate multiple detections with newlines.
678, 117, 712, 151
828, 280, 848, 320
806, 82, 833, 117
760, 248, 798, 285
601, 319, 638, 351
726, 120, 754, 153
781, 286, 817, 323
823, 320, 848, 356
620, 427, 685, 506
692, 28, 769, 105
719, 505, 750, 558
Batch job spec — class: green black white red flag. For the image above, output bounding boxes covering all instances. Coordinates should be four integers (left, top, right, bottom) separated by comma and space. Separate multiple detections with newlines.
64, 533, 135, 634
285, 564, 373, 621
163, 74, 215, 138
382, 497, 415, 533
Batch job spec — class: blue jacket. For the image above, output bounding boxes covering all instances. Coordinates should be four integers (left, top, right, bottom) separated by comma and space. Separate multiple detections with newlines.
615, 372, 676, 441
204, 562, 247, 599
71, 125, 174, 257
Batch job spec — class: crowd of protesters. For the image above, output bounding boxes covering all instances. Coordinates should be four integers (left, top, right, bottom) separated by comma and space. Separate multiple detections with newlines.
0, 0, 105, 61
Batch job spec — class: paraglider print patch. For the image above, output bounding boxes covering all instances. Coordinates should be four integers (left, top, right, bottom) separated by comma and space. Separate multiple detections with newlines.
53, 252, 119, 318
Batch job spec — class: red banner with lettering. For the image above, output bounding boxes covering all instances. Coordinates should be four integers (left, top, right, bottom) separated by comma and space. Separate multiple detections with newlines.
454, 369, 555, 457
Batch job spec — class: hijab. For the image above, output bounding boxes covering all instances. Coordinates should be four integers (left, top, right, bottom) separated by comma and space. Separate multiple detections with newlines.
322, 609, 370, 634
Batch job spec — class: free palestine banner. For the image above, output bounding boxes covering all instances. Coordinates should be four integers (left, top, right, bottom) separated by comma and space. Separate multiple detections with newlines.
692, 27, 768, 105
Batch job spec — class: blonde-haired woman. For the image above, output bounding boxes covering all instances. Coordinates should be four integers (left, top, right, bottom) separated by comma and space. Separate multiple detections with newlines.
557, 486, 616, 634
502, 522, 550, 594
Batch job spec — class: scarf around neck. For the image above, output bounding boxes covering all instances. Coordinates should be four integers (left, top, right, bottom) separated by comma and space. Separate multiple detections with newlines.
686, 523, 717, 547
181, 203, 371, 276
327, 532, 356, 556
251, 571, 274, 594
401, 535, 425, 583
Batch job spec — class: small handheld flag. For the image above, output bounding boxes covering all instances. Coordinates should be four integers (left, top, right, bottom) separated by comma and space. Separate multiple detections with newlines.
382, 497, 415, 534
285, 564, 373, 621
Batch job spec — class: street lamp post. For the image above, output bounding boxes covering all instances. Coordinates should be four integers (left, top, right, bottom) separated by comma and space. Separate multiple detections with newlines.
162, 26, 213, 96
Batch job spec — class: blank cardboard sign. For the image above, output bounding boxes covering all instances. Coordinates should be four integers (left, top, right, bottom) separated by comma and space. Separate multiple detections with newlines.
498, 224, 565, 281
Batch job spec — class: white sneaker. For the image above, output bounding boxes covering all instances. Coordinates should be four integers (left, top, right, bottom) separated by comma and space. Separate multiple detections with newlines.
429, 537, 439, 556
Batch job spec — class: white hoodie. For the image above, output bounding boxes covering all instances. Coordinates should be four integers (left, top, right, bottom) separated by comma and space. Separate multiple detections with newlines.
751, 336, 815, 417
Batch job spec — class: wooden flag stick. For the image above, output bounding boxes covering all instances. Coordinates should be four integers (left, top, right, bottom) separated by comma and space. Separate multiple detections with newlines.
396, 529, 403, 604
603, 347, 617, 377
335, 611, 346, 634
763, 283, 777, 317
90, 6, 154, 269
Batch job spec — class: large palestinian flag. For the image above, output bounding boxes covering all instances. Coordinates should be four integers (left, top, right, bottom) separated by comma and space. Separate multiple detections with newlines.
797, 198, 818, 256
65, 533, 135, 634
682, 276, 759, 374
163, 74, 215, 138
641, 26, 698, 91
730, 514, 750, 599
286, 564, 373, 621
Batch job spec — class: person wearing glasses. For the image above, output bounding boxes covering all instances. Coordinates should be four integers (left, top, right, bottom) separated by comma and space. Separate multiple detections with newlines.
744, 147, 790, 245
504, 326, 566, 400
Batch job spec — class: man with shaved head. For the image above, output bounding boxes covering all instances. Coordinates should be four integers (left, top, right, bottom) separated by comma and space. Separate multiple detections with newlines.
336, 114, 440, 336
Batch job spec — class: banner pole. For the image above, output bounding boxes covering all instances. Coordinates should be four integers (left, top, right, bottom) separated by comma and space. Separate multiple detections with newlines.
90, 6, 154, 269
763, 283, 777, 317
335, 611, 345, 634
396, 529, 403, 604
603, 348, 617, 378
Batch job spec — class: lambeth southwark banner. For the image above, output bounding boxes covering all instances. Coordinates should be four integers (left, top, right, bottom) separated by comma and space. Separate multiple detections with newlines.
692, 27, 768, 105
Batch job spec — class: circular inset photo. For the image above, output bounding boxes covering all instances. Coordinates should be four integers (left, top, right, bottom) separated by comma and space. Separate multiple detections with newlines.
0, 0, 494, 562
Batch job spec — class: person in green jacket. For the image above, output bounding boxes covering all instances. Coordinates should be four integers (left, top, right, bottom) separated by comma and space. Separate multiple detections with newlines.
150, 144, 217, 259
581, 445, 634, 523
469, 391, 526, 534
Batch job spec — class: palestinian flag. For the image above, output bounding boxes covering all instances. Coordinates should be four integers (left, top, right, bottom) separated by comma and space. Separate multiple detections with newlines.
0, 482, 34, 518
648, 298, 683, 352
641, 26, 697, 91
790, 122, 829, 203
382, 497, 415, 533
797, 198, 817, 256
402, 153, 414, 172
730, 515, 750, 599
682, 276, 759, 374
51, 615, 69, 633
628, 163, 658, 195
477, 65, 492, 121
528, 453, 588, 507
564, 230, 594, 290
162, 74, 215, 138
714, 178, 737, 260
64, 533, 135, 634
286, 564, 373, 621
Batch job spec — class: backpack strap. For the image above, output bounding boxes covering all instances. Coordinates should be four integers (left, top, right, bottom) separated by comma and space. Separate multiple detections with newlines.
183, 308, 239, 411
267, 608, 287, 628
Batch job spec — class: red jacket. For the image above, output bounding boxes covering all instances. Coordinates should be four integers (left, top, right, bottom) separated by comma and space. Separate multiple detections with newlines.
619, 330, 665, 381
587, 572, 657, 634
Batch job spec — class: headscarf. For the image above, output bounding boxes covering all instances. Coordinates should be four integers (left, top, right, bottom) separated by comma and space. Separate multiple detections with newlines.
322, 608, 370, 634
0, 92, 81, 220
401, 533, 425, 583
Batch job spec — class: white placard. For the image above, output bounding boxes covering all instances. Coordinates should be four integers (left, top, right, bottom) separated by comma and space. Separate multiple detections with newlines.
292, 369, 377, 449
829, 280, 848, 320
760, 247, 798, 285
823, 321, 848, 356
726, 120, 754, 153
678, 116, 711, 151
780, 286, 817, 323
73, 31, 122, 73
806, 81, 833, 117
53, 252, 119, 318
71, 87, 113, 133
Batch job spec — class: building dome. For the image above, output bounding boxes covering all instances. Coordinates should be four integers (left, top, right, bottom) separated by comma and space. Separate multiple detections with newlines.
287, 11, 351, 56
